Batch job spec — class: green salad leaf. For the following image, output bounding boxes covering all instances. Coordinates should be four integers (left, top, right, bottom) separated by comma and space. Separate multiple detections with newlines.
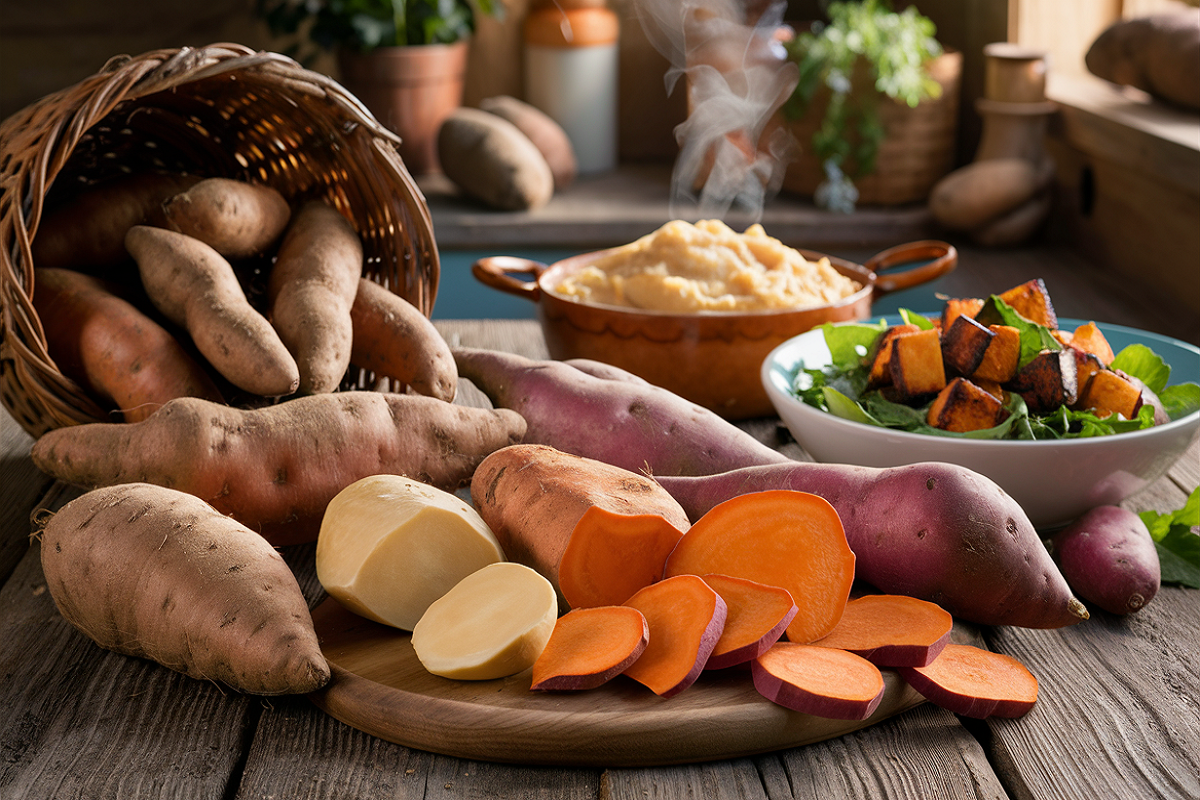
790, 312, 1200, 440
1139, 487, 1200, 589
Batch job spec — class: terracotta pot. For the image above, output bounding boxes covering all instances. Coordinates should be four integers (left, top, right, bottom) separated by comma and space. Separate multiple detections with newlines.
472, 240, 957, 420
338, 42, 469, 175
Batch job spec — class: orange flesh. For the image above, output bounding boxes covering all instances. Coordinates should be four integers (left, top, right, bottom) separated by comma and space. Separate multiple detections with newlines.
664, 490, 854, 644
811, 594, 952, 657
621, 575, 725, 697
530, 605, 648, 690
559, 507, 685, 609
701, 574, 797, 661
757, 643, 884, 703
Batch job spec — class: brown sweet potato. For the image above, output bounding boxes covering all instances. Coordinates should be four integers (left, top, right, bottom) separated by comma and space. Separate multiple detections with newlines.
32, 267, 224, 421
437, 107, 555, 210
479, 95, 578, 190
39, 483, 330, 695
655, 461, 1089, 629
160, 177, 292, 258
126, 225, 300, 397
267, 201, 363, 395
350, 278, 457, 402
30, 393, 527, 546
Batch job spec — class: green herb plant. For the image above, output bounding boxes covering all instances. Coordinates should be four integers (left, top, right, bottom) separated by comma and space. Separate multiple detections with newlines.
782, 0, 943, 212
1139, 487, 1200, 589
257, 0, 502, 61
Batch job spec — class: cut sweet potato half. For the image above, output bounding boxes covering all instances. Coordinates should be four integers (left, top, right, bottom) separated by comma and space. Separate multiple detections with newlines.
700, 574, 797, 670
896, 643, 1038, 719
752, 642, 886, 720
621, 575, 727, 698
530, 605, 649, 692
559, 506, 685, 609
810, 594, 952, 667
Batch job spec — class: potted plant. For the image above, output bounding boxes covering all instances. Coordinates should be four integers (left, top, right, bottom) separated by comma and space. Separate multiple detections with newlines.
257, 0, 504, 174
780, 0, 960, 212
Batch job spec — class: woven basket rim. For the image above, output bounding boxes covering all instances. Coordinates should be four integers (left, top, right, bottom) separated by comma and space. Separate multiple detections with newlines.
0, 42, 440, 438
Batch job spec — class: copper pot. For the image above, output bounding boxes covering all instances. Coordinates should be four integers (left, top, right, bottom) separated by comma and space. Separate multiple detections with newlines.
473, 240, 957, 420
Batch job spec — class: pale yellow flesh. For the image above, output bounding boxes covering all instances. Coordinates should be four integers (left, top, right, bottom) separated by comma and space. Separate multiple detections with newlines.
412, 562, 558, 680
316, 474, 505, 630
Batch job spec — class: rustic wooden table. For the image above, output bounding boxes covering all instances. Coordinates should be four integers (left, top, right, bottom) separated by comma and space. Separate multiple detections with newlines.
2, 241, 1198, 799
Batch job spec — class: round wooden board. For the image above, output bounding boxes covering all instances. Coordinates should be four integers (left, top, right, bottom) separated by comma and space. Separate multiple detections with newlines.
307, 597, 927, 767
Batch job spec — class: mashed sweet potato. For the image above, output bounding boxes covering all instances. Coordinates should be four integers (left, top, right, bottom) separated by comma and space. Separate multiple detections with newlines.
552, 219, 862, 313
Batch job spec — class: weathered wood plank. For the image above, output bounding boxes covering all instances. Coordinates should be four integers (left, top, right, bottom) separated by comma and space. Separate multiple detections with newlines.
0, 417, 51, 584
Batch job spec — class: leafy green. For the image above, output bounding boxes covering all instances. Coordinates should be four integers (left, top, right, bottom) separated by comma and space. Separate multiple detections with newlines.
1139, 488, 1200, 588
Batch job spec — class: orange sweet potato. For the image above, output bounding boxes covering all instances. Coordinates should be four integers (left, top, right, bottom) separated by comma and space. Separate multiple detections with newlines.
621, 575, 727, 698
530, 606, 649, 691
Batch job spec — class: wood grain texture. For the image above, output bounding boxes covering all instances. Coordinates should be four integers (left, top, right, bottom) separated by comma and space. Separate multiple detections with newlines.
307, 597, 926, 767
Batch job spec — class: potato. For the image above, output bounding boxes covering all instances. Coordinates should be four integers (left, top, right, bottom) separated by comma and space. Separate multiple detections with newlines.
929, 159, 1045, 231
479, 95, 577, 190
438, 107, 555, 210
317, 474, 505, 631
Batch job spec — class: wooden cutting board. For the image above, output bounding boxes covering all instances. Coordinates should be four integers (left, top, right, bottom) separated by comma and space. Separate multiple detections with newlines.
307, 597, 926, 767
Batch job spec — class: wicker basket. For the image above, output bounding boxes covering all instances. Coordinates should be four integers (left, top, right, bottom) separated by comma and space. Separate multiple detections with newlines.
0, 43, 440, 438
781, 50, 962, 206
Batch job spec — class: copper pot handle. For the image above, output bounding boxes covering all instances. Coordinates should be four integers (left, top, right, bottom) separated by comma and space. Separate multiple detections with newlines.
864, 240, 958, 296
471, 256, 548, 302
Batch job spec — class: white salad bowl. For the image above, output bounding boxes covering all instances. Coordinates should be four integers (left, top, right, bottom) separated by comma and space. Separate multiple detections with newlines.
761, 318, 1200, 529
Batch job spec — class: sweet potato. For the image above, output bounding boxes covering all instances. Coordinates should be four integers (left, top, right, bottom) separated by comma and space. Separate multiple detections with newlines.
437, 107, 555, 210
316, 474, 505, 631
350, 277, 457, 402
159, 177, 291, 258
663, 490, 855, 644
411, 562, 558, 680
479, 95, 577, 190
558, 506, 685, 609
1048, 505, 1161, 615
811, 594, 953, 668
531, 605, 649, 691
32, 267, 224, 421
655, 462, 1089, 629
700, 574, 797, 670
454, 348, 791, 476
267, 201, 363, 395
752, 643, 885, 720
470, 443, 691, 610
30, 393, 527, 547
31, 172, 200, 268
125, 225, 300, 397
39, 483, 330, 695
896, 643, 1038, 719
621, 575, 727, 698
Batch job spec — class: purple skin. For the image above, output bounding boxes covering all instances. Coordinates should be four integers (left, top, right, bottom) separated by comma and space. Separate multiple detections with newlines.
1049, 505, 1161, 615
752, 644, 885, 720
625, 580, 728, 698
530, 616, 650, 692
453, 348, 790, 477
704, 603, 797, 671
656, 462, 1089, 630
836, 631, 951, 669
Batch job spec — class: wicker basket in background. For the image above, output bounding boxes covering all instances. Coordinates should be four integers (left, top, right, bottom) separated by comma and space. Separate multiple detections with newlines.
0, 43, 440, 438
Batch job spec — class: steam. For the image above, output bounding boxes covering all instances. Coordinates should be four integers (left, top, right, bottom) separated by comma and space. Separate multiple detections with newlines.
633, 0, 799, 221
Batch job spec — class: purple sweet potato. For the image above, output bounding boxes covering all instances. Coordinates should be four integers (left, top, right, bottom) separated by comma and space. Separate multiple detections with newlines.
656, 462, 1089, 629
453, 348, 790, 476
1048, 505, 1161, 615
30, 393, 526, 547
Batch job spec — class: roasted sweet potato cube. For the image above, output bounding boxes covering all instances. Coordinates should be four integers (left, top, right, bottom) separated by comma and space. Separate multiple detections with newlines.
973, 377, 1007, 401
1009, 349, 1078, 413
971, 325, 1021, 384
1077, 369, 1144, 420
865, 324, 920, 389
1068, 321, 1115, 365
997, 278, 1058, 328
940, 297, 985, 331
1068, 350, 1106, 402
889, 328, 947, 400
941, 315, 995, 377
927, 378, 1009, 432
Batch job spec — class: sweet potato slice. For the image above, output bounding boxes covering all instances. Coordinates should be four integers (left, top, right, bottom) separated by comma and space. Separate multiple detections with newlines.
621, 575, 727, 697
701, 574, 797, 670
559, 506, 685, 609
752, 642, 885, 720
810, 594, 952, 667
663, 490, 855, 644
896, 643, 1038, 719
530, 606, 649, 691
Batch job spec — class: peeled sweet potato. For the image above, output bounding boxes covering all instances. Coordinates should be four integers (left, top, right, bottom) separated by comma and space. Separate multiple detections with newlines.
454, 348, 790, 477
30, 392, 527, 547
39, 483, 329, 695
656, 462, 1088, 629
